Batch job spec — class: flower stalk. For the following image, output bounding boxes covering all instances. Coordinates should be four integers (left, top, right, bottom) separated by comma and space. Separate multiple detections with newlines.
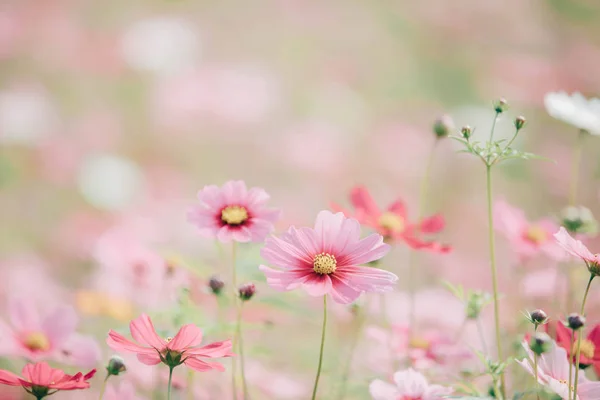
311, 296, 328, 400
573, 274, 595, 398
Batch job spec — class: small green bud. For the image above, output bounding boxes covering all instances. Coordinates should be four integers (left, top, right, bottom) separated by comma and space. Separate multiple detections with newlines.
561, 206, 598, 236
529, 332, 551, 355
514, 116, 527, 130
493, 97, 509, 113
238, 282, 256, 301
529, 309, 549, 326
567, 313, 586, 330
208, 276, 225, 295
433, 115, 454, 138
461, 125, 472, 139
107, 355, 126, 376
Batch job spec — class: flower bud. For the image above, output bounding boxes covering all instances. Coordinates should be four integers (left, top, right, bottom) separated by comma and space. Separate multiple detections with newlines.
514, 116, 526, 130
529, 332, 551, 355
529, 309, 548, 326
493, 98, 509, 113
208, 276, 225, 296
106, 355, 126, 376
238, 282, 256, 301
465, 291, 491, 319
567, 313, 586, 330
461, 125, 472, 140
561, 206, 598, 236
433, 115, 454, 138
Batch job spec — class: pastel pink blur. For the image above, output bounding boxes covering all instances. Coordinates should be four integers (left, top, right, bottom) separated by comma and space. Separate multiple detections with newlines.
369, 368, 452, 400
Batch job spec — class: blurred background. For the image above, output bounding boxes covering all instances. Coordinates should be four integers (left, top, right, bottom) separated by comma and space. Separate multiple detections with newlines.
1, 0, 600, 399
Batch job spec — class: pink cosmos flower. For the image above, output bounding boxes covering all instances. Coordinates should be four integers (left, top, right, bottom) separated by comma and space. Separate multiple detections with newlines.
187, 180, 281, 243
494, 200, 565, 262
332, 186, 450, 252
554, 227, 600, 274
369, 368, 452, 400
0, 298, 101, 368
517, 340, 600, 400
259, 210, 397, 304
107, 314, 233, 372
0, 362, 95, 398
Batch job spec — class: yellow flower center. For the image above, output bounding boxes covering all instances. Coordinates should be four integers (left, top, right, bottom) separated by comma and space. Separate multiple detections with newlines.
409, 337, 430, 350
313, 253, 337, 275
573, 339, 595, 360
221, 205, 249, 226
24, 332, 50, 352
166, 336, 173, 343
378, 212, 405, 233
525, 225, 548, 244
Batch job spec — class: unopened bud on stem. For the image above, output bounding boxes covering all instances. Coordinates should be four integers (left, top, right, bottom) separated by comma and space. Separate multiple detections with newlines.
107, 355, 126, 376
567, 313, 586, 330
239, 282, 256, 301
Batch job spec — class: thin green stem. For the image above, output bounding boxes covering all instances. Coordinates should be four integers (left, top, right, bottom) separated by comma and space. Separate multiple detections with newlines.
503, 126, 521, 152
569, 130, 585, 206
485, 164, 505, 398
231, 242, 239, 400
311, 296, 328, 400
533, 325, 540, 400
476, 317, 488, 356
98, 374, 110, 400
336, 305, 367, 400
573, 274, 595, 398
237, 302, 249, 399
488, 111, 500, 144
167, 366, 174, 400
408, 139, 438, 341
187, 369, 194, 400
568, 330, 574, 400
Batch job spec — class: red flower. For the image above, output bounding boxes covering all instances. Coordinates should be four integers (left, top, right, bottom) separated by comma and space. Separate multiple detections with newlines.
0, 362, 95, 399
107, 314, 233, 372
545, 320, 600, 374
332, 186, 450, 252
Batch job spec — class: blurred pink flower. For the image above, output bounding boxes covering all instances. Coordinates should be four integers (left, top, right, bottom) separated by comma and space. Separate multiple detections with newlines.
187, 180, 280, 243
494, 200, 565, 262
0, 362, 95, 394
517, 340, 600, 399
104, 381, 146, 400
107, 314, 233, 372
369, 368, 452, 400
260, 210, 396, 304
554, 227, 600, 269
332, 186, 450, 252
0, 298, 100, 368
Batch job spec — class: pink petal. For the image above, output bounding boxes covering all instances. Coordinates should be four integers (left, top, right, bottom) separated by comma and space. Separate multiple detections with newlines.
419, 214, 445, 233
137, 353, 161, 365
41, 305, 78, 346
261, 229, 313, 269
494, 200, 527, 238
184, 357, 226, 372
334, 266, 398, 293
231, 226, 252, 243
106, 330, 156, 355
216, 226, 235, 243
349, 186, 381, 217
197, 185, 225, 209
369, 379, 398, 400
129, 314, 166, 350
187, 340, 233, 358
329, 275, 362, 304
245, 187, 271, 207
222, 180, 247, 204
259, 265, 309, 291
314, 211, 360, 254
337, 233, 390, 266
168, 324, 203, 352
8, 298, 40, 332
301, 273, 332, 297
554, 227, 595, 261
387, 200, 407, 218
0, 369, 22, 386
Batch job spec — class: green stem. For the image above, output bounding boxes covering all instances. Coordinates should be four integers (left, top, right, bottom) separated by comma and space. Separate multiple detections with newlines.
311, 296, 328, 400
503, 126, 521, 152
485, 164, 505, 398
408, 139, 438, 341
476, 317, 488, 356
488, 111, 500, 144
568, 329, 574, 400
98, 374, 110, 400
167, 366, 174, 400
336, 305, 367, 400
533, 325, 539, 400
231, 241, 239, 400
573, 274, 595, 398
237, 302, 249, 399
569, 130, 585, 206
187, 369, 194, 400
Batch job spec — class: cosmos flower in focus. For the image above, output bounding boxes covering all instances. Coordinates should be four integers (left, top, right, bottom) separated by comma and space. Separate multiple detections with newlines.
369, 368, 452, 400
332, 186, 450, 252
260, 210, 397, 304
0, 362, 95, 399
0, 298, 101, 368
544, 91, 600, 134
188, 180, 280, 243
517, 339, 600, 399
107, 314, 233, 372
554, 227, 600, 275
545, 320, 600, 375
494, 200, 565, 262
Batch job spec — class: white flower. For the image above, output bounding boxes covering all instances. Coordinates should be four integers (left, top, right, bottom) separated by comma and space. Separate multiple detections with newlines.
544, 91, 600, 134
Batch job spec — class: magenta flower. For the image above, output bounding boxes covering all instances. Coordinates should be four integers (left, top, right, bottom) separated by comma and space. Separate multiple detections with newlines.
495, 200, 565, 262
187, 180, 280, 243
259, 210, 397, 304
369, 368, 452, 400
107, 314, 233, 372
0, 362, 95, 399
0, 298, 100, 368
554, 227, 600, 275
